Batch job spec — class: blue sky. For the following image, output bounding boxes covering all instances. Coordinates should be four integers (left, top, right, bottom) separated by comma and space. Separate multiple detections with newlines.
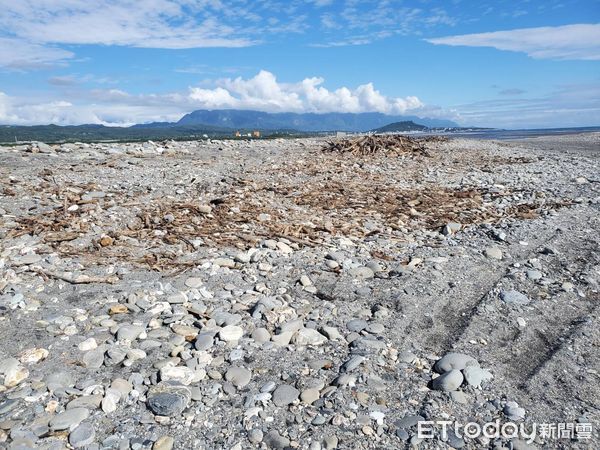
0, 0, 598, 128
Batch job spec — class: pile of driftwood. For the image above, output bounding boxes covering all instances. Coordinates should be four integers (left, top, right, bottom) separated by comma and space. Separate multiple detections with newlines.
322, 134, 443, 156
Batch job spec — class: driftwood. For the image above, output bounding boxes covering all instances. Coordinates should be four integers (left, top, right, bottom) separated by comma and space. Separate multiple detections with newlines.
322, 134, 444, 156
34, 269, 119, 284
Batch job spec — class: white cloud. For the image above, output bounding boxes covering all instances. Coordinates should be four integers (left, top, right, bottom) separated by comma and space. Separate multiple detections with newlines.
0, 38, 74, 69
427, 24, 600, 60
0, 71, 426, 125
0, 1, 255, 50
189, 70, 423, 114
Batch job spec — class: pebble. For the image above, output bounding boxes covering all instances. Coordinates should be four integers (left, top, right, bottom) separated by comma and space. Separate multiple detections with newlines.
153, 436, 175, 450
219, 325, 244, 342
300, 388, 320, 404
463, 366, 493, 388
434, 353, 479, 373
116, 324, 145, 341
348, 266, 374, 279
49, 407, 90, 431
18, 347, 49, 364
504, 401, 526, 420
225, 367, 252, 388
431, 369, 464, 391
526, 270, 543, 280
147, 385, 191, 417
484, 247, 503, 260
251, 328, 271, 343
500, 290, 530, 305
263, 430, 290, 449
184, 277, 203, 288
69, 422, 95, 448
78, 338, 98, 351
293, 328, 327, 346
272, 384, 300, 407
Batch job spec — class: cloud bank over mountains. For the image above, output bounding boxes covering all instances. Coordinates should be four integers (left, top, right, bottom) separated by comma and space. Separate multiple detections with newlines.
0, 71, 429, 126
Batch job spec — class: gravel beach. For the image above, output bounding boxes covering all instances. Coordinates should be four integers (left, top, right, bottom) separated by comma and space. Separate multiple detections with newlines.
0, 133, 598, 449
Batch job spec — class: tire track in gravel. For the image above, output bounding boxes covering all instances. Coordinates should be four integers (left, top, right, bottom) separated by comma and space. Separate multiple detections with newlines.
394, 219, 563, 355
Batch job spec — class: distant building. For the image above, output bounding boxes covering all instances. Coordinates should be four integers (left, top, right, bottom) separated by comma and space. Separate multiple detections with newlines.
336, 131, 347, 138
234, 131, 241, 137
252, 130, 261, 138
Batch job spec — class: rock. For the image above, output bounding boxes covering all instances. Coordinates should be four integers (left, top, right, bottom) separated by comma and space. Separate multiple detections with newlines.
167, 292, 187, 304
219, 325, 244, 342
46, 371, 75, 391
321, 326, 342, 340
341, 355, 365, 372
214, 257, 235, 268
251, 328, 271, 343
225, 367, 252, 388
398, 350, 416, 364
348, 267, 374, 279
147, 385, 191, 417
272, 384, 300, 407
184, 277, 203, 288
109, 304, 128, 315
263, 430, 290, 449
431, 369, 464, 392
4, 364, 29, 387
153, 436, 175, 450
249, 429, 263, 444
78, 338, 98, 351
171, 324, 198, 339
442, 222, 462, 235
293, 328, 327, 346
323, 435, 338, 449
159, 366, 198, 385
526, 270, 543, 280
346, 319, 368, 332
194, 333, 214, 350
504, 401, 526, 420
111, 378, 133, 397
484, 247, 503, 260
69, 422, 95, 448
49, 407, 90, 431
102, 388, 121, 413
300, 388, 320, 404
19, 347, 49, 364
116, 324, 145, 341
500, 290, 530, 305
462, 366, 493, 388
82, 347, 105, 369
14, 254, 42, 265
271, 331, 294, 346
434, 353, 479, 373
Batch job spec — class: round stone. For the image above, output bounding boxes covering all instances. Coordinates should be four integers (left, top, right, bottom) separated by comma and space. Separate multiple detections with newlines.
431, 369, 464, 392
153, 436, 175, 450
69, 422, 95, 448
219, 325, 243, 342
434, 353, 479, 373
50, 408, 90, 431
499, 290, 530, 305
300, 388, 320, 404
272, 384, 300, 407
147, 385, 191, 417
225, 367, 252, 388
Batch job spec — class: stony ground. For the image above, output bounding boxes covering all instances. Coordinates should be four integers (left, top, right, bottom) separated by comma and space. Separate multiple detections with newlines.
0, 133, 598, 450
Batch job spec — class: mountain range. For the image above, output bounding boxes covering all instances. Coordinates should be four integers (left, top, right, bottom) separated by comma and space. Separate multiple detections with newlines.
165, 109, 458, 131
1, 109, 460, 143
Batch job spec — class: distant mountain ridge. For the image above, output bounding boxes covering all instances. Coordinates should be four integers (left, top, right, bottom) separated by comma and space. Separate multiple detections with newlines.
172, 109, 458, 131
371, 121, 428, 133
